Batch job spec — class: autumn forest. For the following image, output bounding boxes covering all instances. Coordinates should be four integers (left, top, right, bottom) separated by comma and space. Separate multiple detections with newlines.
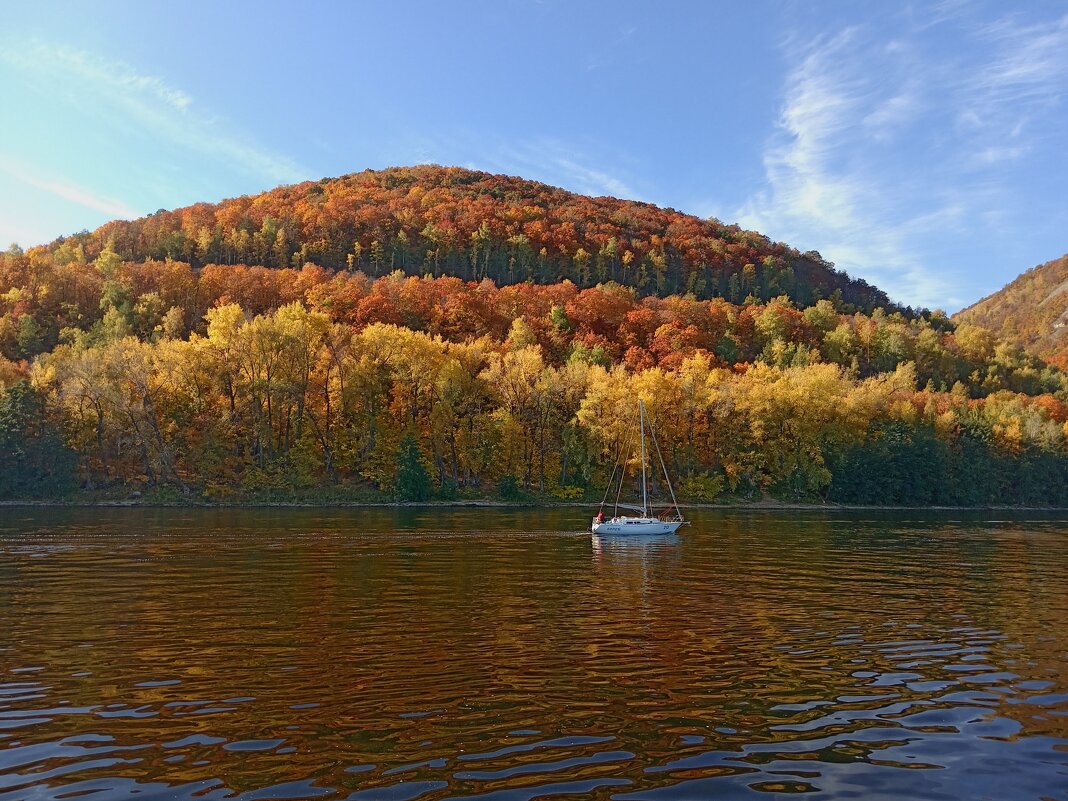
2, 166, 1067, 506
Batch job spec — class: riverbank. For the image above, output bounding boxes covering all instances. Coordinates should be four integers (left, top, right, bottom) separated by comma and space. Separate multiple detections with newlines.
2, 496, 1067, 512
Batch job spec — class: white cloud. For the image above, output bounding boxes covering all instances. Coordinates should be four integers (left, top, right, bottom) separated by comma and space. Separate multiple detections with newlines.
408, 131, 642, 200
0, 157, 140, 219
0, 41, 305, 186
544, 156, 635, 198
0, 217, 50, 250
910, 0, 974, 30
956, 13, 1068, 151
45, 46, 193, 112
971, 12, 1068, 105
586, 25, 639, 72
862, 90, 921, 138
732, 8, 1068, 310
485, 139, 639, 198
972, 145, 1029, 165
735, 30, 956, 308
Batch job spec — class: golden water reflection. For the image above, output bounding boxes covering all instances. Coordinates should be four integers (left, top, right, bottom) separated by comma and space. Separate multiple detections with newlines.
0, 508, 1066, 800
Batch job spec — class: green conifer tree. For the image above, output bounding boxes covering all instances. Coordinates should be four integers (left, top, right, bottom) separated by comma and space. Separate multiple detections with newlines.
393, 434, 431, 502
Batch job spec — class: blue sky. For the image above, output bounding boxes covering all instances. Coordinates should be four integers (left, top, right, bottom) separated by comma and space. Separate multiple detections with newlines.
2, 0, 1066, 311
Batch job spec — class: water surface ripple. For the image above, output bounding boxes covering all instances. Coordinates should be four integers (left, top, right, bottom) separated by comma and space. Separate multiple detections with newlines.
1, 508, 1066, 800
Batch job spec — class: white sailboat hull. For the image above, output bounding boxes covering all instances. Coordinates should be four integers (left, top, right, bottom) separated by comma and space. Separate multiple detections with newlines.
591, 517, 685, 536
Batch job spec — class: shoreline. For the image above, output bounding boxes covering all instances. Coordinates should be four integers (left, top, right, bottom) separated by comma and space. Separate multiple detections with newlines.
2, 498, 1067, 512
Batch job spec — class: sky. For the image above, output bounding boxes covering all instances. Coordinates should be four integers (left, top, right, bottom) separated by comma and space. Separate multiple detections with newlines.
1, 0, 1066, 312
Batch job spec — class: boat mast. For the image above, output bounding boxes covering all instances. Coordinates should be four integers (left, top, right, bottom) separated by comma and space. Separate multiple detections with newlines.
639, 400, 648, 517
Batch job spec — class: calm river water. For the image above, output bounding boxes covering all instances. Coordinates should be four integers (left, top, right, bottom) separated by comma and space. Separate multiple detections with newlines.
1, 508, 1066, 800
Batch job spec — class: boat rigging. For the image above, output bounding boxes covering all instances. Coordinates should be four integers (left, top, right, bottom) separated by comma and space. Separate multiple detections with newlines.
591, 400, 687, 536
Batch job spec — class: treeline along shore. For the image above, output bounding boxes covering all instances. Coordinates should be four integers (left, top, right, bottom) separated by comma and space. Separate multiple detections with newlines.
3, 253, 1068, 507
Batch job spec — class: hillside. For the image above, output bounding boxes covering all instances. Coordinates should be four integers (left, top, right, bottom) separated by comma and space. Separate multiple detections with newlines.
2, 166, 1067, 507
40, 165, 899, 313
955, 253, 1068, 368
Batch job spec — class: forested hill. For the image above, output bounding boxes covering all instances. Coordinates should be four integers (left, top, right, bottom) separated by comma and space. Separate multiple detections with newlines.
39, 165, 898, 313
4, 165, 1067, 507
954, 253, 1068, 369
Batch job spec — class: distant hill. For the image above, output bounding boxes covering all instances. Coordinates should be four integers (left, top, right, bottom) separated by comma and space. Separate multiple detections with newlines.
40, 165, 900, 313
954, 253, 1068, 367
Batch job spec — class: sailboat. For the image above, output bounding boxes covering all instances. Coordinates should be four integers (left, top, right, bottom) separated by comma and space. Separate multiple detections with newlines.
591, 400, 687, 536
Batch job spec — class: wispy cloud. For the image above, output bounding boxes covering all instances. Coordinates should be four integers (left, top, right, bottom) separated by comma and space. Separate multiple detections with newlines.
0, 157, 140, 219
528, 150, 637, 198
407, 131, 643, 200
736, 29, 955, 308
0, 41, 305, 186
0, 216, 51, 251
970, 13, 1068, 104
972, 144, 1029, 165
492, 141, 639, 198
957, 12, 1068, 147
586, 25, 639, 72
42, 46, 193, 111
732, 8, 1068, 310
862, 89, 922, 139
909, 0, 974, 31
